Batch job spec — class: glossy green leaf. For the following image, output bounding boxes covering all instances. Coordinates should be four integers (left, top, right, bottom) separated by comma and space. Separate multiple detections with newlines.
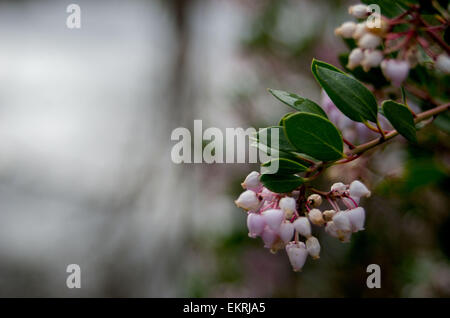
255, 126, 296, 152
268, 89, 328, 118
311, 59, 378, 123
283, 112, 344, 161
382, 100, 417, 142
260, 173, 304, 193
278, 112, 295, 126
262, 158, 308, 174
361, 0, 405, 18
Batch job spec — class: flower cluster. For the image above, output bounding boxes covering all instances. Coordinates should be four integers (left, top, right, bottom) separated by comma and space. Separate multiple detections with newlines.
235, 171, 371, 272
335, 4, 450, 87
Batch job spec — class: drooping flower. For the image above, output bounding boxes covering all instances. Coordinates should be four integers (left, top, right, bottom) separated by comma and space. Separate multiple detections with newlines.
348, 4, 368, 18
306, 236, 321, 259
247, 213, 265, 238
381, 59, 410, 87
335, 21, 357, 38
262, 209, 284, 231
293, 217, 312, 238
358, 33, 382, 49
347, 207, 366, 232
278, 220, 295, 243
241, 171, 262, 192
347, 48, 365, 69
436, 54, 450, 74
235, 190, 260, 211
286, 241, 308, 272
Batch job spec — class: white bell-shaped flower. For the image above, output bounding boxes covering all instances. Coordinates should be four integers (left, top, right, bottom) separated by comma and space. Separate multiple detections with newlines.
358, 33, 382, 49
325, 221, 339, 238
285, 241, 308, 272
332, 211, 352, 232
347, 48, 364, 70
262, 209, 284, 231
241, 171, 262, 191
261, 226, 278, 249
349, 180, 371, 199
247, 213, 265, 238
306, 236, 321, 259
293, 217, 312, 238
361, 50, 384, 71
279, 197, 296, 218
353, 22, 367, 40
235, 190, 260, 211
381, 59, 410, 87
278, 220, 294, 243
335, 21, 357, 38
436, 54, 450, 74
331, 182, 347, 195
348, 4, 368, 18
347, 207, 366, 232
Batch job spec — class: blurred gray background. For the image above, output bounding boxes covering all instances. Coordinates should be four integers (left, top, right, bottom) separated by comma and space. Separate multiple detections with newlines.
0, 0, 449, 297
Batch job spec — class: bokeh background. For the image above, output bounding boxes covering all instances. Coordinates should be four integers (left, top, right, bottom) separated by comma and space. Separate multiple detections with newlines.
0, 0, 449, 297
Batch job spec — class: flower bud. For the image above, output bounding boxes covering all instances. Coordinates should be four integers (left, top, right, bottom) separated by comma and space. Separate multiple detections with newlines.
331, 182, 347, 195
349, 180, 371, 199
308, 208, 325, 226
358, 33, 382, 49
278, 220, 295, 243
335, 21, 357, 38
323, 210, 336, 222
347, 48, 364, 70
293, 217, 311, 238
332, 211, 352, 232
247, 213, 265, 238
353, 22, 367, 40
285, 241, 308, 272
235, 190, 260, 211
241, 171, 261, 191
279, 196, 296, 217
361, 50, 383, 71
262, 209, 284, 231
381, 59, 410, 87
348, 4, 368, 18
261, 226, 278, 248
307, 194, 322, 208
306, 236, 321, 259
347, 207, 365, 232
436, 54, 450, 74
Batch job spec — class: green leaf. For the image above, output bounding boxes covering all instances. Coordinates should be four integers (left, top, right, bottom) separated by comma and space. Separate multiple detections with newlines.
260, 173, 304, 193
255, 126, 297, 152
361, 0, 405, 18
382, 100, 417, 142
268, 89, 328, 118
311, 59, 378, 123
278, 112, 295, 126
283, 112, 344, 161
262, 158, 308, 174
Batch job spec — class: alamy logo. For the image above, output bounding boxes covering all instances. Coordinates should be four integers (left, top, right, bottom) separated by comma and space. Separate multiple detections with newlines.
170, 120, 280, 174
66, 4, 81, 29
366, 264, 381, 288
66, 264, 81, 289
